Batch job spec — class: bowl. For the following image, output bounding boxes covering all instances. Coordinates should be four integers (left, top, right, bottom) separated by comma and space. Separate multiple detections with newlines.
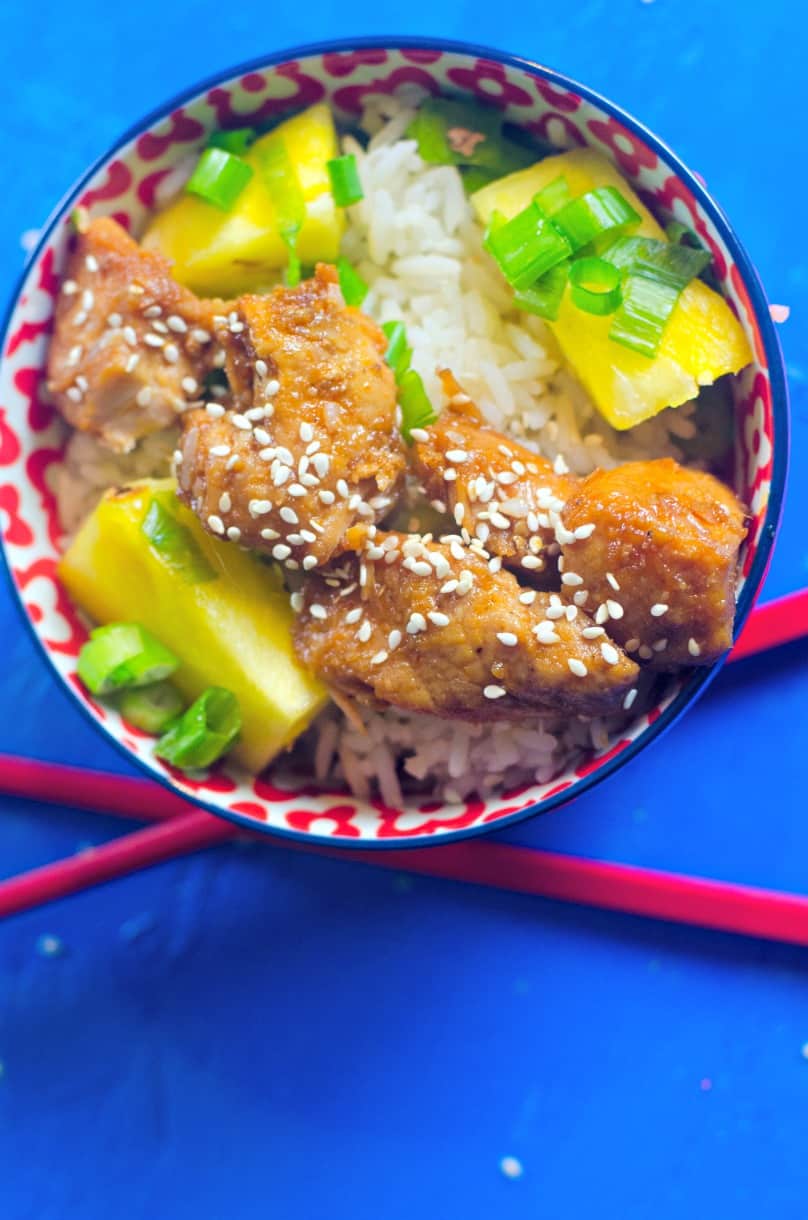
0, 36, 788, 847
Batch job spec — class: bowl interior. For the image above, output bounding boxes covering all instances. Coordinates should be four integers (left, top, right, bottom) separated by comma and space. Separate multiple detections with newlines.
0, 41, 783, 846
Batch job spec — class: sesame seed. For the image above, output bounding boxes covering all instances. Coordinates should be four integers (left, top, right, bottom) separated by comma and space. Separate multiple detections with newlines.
490, 512, 510, 530
638, 645, 654, 660
600, 642, 620, 665
143, 305, 162, 319
312, 453, 330, 479
310, 603, 327, 620
302, 556, 318, 571
226, 455, 240, 471
73, 309, 87, 325
582, 626, 605, 639
688, 637, 702, 657
357, 621, 373, 643
251, 428, 270, 446
85, 253, 99, 272
336, 479, 350, 499
279, 506, 298, 525
66, 386, 82, 403
123, 325, 137, 347
345, 607, 362, 624
125, 354, 139, 374
226, 526, 241, 541
406, 613, 427, 635
497, 632, 518, 647
265, 379, 280, 397
409, 428, 429, 443
63, 279, 78, 295
410, 560, 432, 577
573, 590, 588, 607
248, 499, 272, 517
301, 473, 321, 489
453, 504, 465, 526
574, 523, 596, 540
143, 333, 164, 348
106, 312, 122, 328
623, 688, 638, 711
151, 320, 169, 334
521, 555, 542, 570
287, 534, 304, 547
299, 421, 314, 443
606, 599, 624, 620
446, 449, 468, 463
229, 320, 245, 333
272, 544, 292, 561
534, 622, 561, 644
136, 387, 152, 407
428, 611, 450, 627
290, 592, 304, 614
441, 579, 458, 594
230, 414, 250, 430
81, 288, 94, 310
624, 638, 640, 652
496, 471, 518, 485
191, 328, 211, 344
652, 638, 668, 653
218, 492, 232, 513
255, 359, 268, 377
301, 530, 316, 543
67, 344, 82, 366
483, 684, 507, 700
519, 590, 536, 605
205, 402, 225, 419
443, 469, 457, 482
553, 454, 570, 475
488, 557, 502, 574
288, 483, 307, 497
210, 444, 231, 458
450, 392, 471, 405
388, 629, 402, 650
595, 603, 609, 625
606, 572, 620, 591
129, 283, 144, 295
318, 489, 335, 505
561, 572, 583, 587
213, 349, 227, 368
371, 650, 388, 666
272, 466, 290, 487
565, 605, 578, 622
567, 658, 588, 677
207, 514, 225, 535
650, 603, 669, 617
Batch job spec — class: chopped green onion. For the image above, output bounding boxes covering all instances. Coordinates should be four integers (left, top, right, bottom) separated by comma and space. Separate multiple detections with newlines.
534, 175, 572, 216
336, 256, 369, 307
141, 493, 217, 583
609, 273, 681, 356
406, 98, 534, 177
569, 257, 622, 315
155, 687, 241, 769
629, 240, 711, 288
382, 321, 412, 380
597, 234, 647, 273
186, 147, 253, 211
327, 154, 364, 207
78, 623, 179, 697
207, 127, 256, 156
513, 261, 570, 321
116, 681, 185, 734
552, 186, 641, 252
398, 369, 436, 443
484, 201, 572, 290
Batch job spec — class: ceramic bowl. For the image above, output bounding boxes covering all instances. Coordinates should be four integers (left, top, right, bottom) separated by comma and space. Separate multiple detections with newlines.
0, 37, 788, 847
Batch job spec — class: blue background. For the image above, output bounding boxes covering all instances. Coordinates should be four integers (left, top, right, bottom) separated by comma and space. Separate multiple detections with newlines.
1, 6, 807, 1217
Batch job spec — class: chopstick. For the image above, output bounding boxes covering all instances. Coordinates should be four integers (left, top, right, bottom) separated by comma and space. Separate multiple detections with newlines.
0, 586, 805, 931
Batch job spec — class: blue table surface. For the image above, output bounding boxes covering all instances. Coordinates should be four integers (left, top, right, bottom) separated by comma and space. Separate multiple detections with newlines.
2, 6, 807, 1217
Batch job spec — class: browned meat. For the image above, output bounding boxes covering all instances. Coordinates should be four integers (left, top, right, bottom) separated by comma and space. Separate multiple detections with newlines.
176, 265, 406, 568
293, 527, 639, 720
411, 372, 577, 578
560, 459, 748, 669
47, 217, 224, 452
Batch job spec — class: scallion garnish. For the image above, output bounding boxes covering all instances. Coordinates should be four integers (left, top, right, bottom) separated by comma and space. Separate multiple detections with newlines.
186, 147, 254, 211
569, 257, 622, 315
382, 321, 412, 380
484, 201, 572, 290
116, 681, 185, 734
398, 369, 436, 443
406, 98, 534, 177
207, 127, 256, 156
534, 175, 571, 216
552, 187, 641, 252
336, 256, 369, 307
77, 624, 179, 696
513, 261, 570, 321
609, 274, 681, 357
327, 154, 364, 207
141, 493, 217, 583
155, 687, 241, 769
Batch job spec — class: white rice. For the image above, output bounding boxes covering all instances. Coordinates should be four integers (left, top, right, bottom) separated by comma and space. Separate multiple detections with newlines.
55, 100, 688, 804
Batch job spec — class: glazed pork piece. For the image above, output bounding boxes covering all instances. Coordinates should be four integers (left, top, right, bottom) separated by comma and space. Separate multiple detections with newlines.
294, 528, 639, 720
411, 373, 576, 578
560, 459, 748, 669
47, 217, 224, 453
176, 265, 406, 568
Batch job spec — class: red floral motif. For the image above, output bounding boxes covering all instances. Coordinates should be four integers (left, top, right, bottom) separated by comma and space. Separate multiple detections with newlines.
446, 59, 533, 109
137, 168, 173, 210
587, 117, 657, 177
333, 66, 440, 115
0, 484, 33, 546
37, 247, 60, 299
14, 367, 56, 432
206, 65, 325, 126
229, 800, 269, 822
6, 318, 51, 358
14, 558, 86, 655
399, 49, 443, 65
0, 409, 21, 466
525, 113, 586, 150
534, 78, 582, 113
322, 48, 389, 77
26, 447, 64, 549
285, 804, 361, 838
79, 159, 133, 209
730, 265, 765, 366
377, 799, 486, 838
135, 110, 205, 161
111, 211, 132, 231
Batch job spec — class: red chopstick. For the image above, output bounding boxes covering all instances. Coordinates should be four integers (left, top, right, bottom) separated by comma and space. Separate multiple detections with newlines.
0, 586, 804, 931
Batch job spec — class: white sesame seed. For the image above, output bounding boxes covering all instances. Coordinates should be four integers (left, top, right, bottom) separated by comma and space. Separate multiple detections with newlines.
312, 453, 330, 479
357, 620, 373, 643
85, 254, 99, 272
371, 650, 388, 666
519, 590, 537, 605
409, 560, 431, 577
606, 600, 624, 620
226, 455, 240, 471
288, 483, 306, 497
688, 637, 702, 657
568, 658, 588, 677
143, 305, 162, 319
218, 492, 232, 513
441, 579, 458, 594
248, 499, 272, 517
443, 469, 457, 482
288, 591, 304, 614
136, 387, 152, 407
606, 572, 620, 591
453, 503, 465, 526
595, 603, 609, 625
650, 603, 669, 617
73, 309, 87, 325
230, 414, 250, 431
497, 632, 518, 647
318, 489, 335, 505
67, 344, 82, 366
259, 528, 279, 543
345, 607, 362, 625
600, 641, 620, 665
207, 514, 225, 535
265, 378, 280, 397
299, 421, 314, 443
483, 684, 507, 699
582, 626, 605, 639
638, 645, 654, 660
488, 557, 502, 574
496, 470, 518, 486
534, 622, 561, 644
652, 638, 668, 653
428, 611, 450, 627
279, 506, 298, 525
213, 349, 227, 368
287, 533, 304, 546
229, 320, 245, 333
191, 327, 211, 344
151, 320, 169, 334
490, 512, 510, 530
446, 449, 468, 463
409, 428, 429, 443
573, 590, 588, 607
406, 613, 427, 635
226, 526, 241, 542
66, 386, 82, 403
301, 556, 317, 571
123, 325, 137, 347
81, 288, 94, 310
545, 603, 564, 621
210, 444, 231, 457
143, 333, 164, 348
388, 629, 402, 650
573, 523, 596, 540
561, 572, 584, 587
272, 544, 292, 561
521, 555, 542, 570
181, 376, 198, 396
272, 466, 290, 487
310, 603, 327, 620
301, 530, 316, 543
623, 687, 638, 710
624, 638, 640, 652
553, 454, 570, 475
62, 279, 78, 295
565, 605, 578, 622
125, 354, 139, 374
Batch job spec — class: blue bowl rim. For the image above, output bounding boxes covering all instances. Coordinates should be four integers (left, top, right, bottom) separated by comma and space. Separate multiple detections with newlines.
0, 34, 789, 853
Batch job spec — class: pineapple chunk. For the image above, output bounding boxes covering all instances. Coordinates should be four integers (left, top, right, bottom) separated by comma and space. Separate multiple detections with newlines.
142, 104, 345, 296
59, 479, 327, 772
472, 149, 752, 430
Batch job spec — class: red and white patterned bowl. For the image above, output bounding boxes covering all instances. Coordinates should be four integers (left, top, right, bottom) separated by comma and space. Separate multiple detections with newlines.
0, 38, 788, 847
